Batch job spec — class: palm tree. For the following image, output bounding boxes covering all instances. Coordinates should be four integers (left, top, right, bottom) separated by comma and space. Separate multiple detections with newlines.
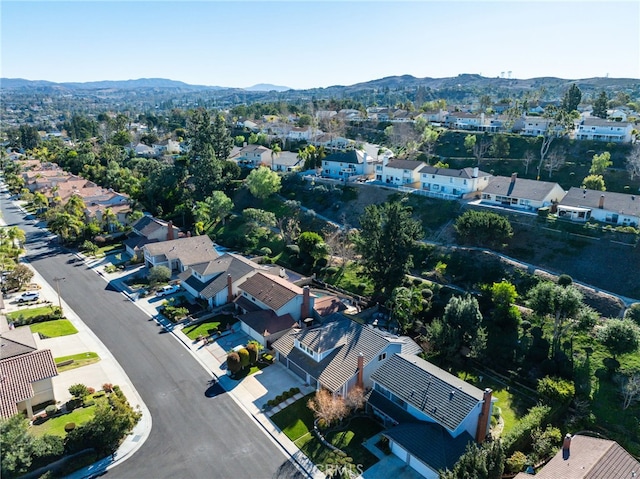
101, 208, 117, 233
49, 212, 84, 244
270, 143, 281, 171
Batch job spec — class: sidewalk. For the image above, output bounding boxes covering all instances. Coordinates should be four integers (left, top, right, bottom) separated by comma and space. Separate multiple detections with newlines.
92, 257, 326, 479
1, 211, 152, 478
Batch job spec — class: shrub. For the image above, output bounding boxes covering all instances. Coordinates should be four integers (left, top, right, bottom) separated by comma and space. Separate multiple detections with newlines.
624, 303, 640, 327
324, 266, 339, 276
506, 451, 527, 473
502, 405, 552, 454
536, 376, 575, 406
87, 387, 95, 395
45, 405, 57, 416
227, 352, 242, 375
557, 274, 573, 286
64, 422, 76, 433
93, 391, 105, 398
246, 342, 259, 365
238, 348, 250, 369
83, 399, 96, 408
69, 383, 89, 399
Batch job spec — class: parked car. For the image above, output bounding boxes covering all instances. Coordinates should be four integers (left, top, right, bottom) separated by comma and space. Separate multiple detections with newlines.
155, 284, 180, 297
18, 291, 40, 303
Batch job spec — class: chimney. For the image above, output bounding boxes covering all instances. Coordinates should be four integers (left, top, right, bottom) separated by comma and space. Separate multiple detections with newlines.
599, 194, 605, 209
227, 274, 233, 303
510, 172, 517, 182
475, 388, 492, 443
301, 286, 311, 322
167, 220, 174, 241
562, 433, 572, 460
472, 167, 479, 178
356, 353, 364, 389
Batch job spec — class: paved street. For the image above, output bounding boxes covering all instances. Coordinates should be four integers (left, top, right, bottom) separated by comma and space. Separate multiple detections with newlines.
1, 197, 304, 479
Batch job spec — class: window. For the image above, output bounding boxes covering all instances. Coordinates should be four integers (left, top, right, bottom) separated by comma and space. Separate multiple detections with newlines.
378, 352, 386, 361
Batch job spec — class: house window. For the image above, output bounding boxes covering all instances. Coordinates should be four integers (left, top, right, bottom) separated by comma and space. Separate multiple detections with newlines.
374, 383, 391, 399
378, 352, 386, 361
463, 179, 467, 185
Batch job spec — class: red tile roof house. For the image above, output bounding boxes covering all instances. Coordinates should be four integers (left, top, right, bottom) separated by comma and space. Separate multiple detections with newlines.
368, 353, 495, 479
234, 272, 315, 347
0, 321, 58, 419
272, 317, 421, 397
514, 434, 640, 479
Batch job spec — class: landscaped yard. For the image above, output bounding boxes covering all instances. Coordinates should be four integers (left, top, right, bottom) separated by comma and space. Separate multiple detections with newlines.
182, 314, 235, 340
30, 320, 78, 337
54, 352, 100, 372
7, 305, 59, 322
271, 394, 382, 470
456, 369, 531, 436
30, 405, 96, 437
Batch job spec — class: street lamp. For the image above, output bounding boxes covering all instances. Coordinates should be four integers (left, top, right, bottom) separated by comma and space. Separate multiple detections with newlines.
53, 277, 65, 314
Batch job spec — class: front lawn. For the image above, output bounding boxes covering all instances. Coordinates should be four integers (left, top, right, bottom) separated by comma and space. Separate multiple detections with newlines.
54, 352, 100, 372
271, 395, 381, 470
182, 314, 235, 340
31, 405, 96, 437
7, 305, 59, 322
30, 320, 78, 337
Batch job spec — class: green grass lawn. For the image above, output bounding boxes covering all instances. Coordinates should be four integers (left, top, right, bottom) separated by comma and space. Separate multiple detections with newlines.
30, 320, 78, 337
98, 243, 124, 256
271, 395, 381, 470
7, 305, 59, 322
54, 352, 100, 372
320, 261, 374, 297
182, 314, 235, 340
31, 405, 96, 437
456, 370, 527, 435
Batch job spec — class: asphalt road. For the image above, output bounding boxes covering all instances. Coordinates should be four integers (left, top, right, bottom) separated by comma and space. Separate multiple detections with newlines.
1, 196, 303, 479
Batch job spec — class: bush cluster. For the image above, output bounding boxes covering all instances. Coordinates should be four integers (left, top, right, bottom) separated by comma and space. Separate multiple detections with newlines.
11, 308, 64, 326
502, 404, 552, 455
265, 387, 300, 408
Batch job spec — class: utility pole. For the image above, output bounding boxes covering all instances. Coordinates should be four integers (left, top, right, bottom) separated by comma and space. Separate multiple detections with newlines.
53, 277, 65, 314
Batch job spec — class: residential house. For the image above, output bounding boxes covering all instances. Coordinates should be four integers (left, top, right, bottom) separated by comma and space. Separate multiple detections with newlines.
382, 159, 424, 187
311, 134, 353, 151
575, 117, 634, 143
235, 273, 314, 346
287, 127, 312, 141
272, 317, 421, 396
415, 110, 448, 125
514, 434, 640, 479
521, 116, 554, 136
271, 151, 302, 172
231, 144, 273, 168
134, 143, 156, 157
178, 253, 264, 308
444, 112, 485, 130
85, 204, 130, 231
152, 139, 181, 155
321, 150, 375, 180
557, 187, 640, 227
143, 235, 219, 273
481, 174, 566, 211
419, 166, 492, 198
0, 319, 58, 418
368, 353, 494, 479
124, 215, 181, 256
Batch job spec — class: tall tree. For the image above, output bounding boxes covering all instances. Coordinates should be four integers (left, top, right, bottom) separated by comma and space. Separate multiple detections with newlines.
626, 144, 640, 180
528, 283, 583, 358
193, 191, 233, 233
536, 106, 577, 180
561, 84, 582, 113
589, 151, 612, 175
354, 200, 423, 296
210, 113, 234, 161
592, 91, 609, 119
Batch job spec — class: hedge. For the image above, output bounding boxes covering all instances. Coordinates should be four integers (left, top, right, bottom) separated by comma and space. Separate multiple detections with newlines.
502, 404, 552, 455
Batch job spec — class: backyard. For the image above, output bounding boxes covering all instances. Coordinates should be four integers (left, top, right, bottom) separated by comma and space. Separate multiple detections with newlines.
271, 394, 382, 471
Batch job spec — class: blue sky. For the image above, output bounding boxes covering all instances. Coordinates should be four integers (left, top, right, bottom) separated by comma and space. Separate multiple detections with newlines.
1, 1, 638, 89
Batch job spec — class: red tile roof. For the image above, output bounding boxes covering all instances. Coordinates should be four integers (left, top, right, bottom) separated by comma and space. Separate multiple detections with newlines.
0, 349, 58, 418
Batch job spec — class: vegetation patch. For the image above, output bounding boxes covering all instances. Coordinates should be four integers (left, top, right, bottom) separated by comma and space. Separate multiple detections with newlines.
183, 314, 235, 340
30, 320, 78, 337
30, 404, 97, 437
54, 352, 100, 372
7, 306, 63, 326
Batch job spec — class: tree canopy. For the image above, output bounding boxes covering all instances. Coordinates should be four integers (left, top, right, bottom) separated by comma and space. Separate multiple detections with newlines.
245, 166, 282, 199
454, 210, 513, 248
354, 200, 423, 296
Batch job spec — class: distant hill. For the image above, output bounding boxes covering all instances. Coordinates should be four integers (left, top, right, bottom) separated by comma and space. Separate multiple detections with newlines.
0, 77, 224, 91
244, 83, 290, 92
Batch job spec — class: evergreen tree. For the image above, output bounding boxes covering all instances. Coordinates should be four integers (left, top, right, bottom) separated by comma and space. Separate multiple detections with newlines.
561, 84, 582, 113
592, 91, 609, 119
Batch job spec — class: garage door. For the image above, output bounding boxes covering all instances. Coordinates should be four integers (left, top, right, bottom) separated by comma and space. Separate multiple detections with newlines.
287, 359, 307, 381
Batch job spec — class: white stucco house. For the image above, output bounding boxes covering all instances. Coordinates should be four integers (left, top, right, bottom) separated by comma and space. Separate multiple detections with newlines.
419, 166, 492, 198
557, 187, 640, 227
575, 118, 634, 143
481, 174, 566, 211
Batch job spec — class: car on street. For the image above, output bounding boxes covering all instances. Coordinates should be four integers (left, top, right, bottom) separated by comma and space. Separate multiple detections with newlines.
17, 291, 40, 303
155, 284, 180, 297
